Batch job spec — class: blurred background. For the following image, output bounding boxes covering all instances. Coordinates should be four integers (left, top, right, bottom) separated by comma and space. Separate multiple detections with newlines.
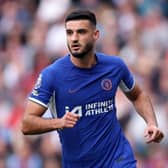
0, 0, 168, 167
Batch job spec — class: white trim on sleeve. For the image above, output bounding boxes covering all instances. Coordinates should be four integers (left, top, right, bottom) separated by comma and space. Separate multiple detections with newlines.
28, 97, 48, 108
119, 79, 135, 93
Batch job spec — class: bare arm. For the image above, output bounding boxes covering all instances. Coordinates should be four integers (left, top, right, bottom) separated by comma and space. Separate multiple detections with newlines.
124, 83, 164, 143
21, 100, 80, 135
125, 83, 157, 126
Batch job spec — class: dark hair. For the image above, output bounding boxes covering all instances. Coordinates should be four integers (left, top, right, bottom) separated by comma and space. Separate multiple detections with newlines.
65, 9, 97, 26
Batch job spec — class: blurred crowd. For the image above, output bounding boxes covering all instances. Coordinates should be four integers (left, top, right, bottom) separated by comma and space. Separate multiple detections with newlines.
0, 0, 168, 167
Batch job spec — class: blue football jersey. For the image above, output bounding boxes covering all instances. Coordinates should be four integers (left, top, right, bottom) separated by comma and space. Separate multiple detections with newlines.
29, 52, 137, 168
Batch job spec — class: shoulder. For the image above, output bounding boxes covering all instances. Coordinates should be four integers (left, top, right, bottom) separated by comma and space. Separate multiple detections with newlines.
42, 55, 69, 74
97, 52, 126, 67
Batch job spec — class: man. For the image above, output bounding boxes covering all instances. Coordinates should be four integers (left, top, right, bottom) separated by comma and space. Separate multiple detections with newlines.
21, 10, 164, 168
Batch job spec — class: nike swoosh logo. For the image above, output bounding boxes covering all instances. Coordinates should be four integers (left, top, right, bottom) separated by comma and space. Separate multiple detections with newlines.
68, 88, 79, 93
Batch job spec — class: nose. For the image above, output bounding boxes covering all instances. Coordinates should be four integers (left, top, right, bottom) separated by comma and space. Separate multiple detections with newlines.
71, 32, 79, 42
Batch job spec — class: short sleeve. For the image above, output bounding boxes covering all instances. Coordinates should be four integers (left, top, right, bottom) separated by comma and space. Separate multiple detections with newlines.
28, 68, 54, 107
119, 60, 135, 93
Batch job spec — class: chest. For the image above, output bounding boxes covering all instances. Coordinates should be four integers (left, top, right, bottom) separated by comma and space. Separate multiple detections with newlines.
54, 69, 121, 116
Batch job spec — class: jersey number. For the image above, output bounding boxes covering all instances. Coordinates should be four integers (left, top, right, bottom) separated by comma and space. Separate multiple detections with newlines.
65, 106, 82, 117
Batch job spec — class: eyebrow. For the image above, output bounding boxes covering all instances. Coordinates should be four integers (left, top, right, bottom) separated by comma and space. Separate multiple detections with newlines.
66, 27, 88, 32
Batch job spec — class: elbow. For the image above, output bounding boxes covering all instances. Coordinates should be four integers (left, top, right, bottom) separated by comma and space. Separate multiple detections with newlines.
21, 125, 29, 135
21, 118, 31, 135
21, 128, 29, 135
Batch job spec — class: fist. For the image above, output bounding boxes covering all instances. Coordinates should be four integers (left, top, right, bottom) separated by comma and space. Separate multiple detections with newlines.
144, 125, 164, 143
61, 112, 80, 128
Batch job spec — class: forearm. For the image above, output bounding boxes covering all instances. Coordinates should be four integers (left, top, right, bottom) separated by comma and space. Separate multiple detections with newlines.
21, 115, 63, 135
133, 92, 158, 126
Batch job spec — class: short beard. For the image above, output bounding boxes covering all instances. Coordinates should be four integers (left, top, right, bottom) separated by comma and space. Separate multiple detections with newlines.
68, 42, 93, 59
72, 51, 87, 58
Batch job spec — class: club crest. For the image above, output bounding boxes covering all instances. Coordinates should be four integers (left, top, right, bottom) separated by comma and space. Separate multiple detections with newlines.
101, 79, 112, 91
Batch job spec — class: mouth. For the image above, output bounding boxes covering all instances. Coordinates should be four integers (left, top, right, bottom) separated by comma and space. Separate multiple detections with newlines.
71, 44, 80, 50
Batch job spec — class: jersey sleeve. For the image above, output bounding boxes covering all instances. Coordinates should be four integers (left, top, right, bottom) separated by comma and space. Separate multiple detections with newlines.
28, 68, 54, 108
119, 59, 135, 93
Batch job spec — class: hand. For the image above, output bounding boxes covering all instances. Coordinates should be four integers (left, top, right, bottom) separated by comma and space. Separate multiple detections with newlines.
144, 125, 164, 143
60, 112, 80, 129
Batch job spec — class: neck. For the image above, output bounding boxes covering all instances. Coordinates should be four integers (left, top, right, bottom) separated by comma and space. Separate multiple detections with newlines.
70, 53, 97, 68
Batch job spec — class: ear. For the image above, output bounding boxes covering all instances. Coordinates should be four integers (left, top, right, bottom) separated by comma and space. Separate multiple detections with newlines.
94, 29, 99, 40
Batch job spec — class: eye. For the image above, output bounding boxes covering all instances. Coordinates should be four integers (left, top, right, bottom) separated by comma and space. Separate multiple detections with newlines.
78, 29, 87, 34
66, 30, 73, 35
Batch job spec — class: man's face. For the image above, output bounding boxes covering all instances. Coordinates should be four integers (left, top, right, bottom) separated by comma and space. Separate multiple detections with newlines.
65, 20, 99, 58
